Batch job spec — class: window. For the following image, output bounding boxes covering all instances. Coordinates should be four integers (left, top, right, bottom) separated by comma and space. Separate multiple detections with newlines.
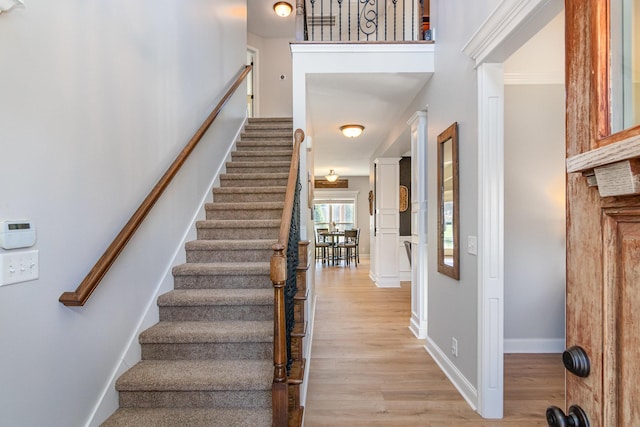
313, 190, 359, 232
314, 202, 355, 231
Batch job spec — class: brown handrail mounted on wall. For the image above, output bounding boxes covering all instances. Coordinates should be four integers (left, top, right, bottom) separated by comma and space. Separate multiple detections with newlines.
59, 65, 252, 307
271, 128, 304, 426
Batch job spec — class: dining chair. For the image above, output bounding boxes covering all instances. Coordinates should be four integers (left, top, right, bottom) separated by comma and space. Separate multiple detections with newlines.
315, 228, 331, 264
337, 229, 359, 266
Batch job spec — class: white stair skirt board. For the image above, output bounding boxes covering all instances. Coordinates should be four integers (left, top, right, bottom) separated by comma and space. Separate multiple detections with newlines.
504, 338, 564, 354
425, 336, 478, 411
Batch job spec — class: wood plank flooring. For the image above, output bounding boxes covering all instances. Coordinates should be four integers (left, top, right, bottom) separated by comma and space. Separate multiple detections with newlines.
304, 259, 564, 426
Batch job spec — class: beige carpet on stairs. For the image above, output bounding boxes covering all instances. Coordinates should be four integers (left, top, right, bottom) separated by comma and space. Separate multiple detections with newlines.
101, 117, 293, 427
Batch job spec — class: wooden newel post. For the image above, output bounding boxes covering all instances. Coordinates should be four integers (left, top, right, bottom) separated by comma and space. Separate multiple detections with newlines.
271, 243, 288, 426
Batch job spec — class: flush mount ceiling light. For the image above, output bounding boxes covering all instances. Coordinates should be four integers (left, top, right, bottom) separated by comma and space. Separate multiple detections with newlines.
273, 1, 292, 17
340, 124, 364, 138
325, 169, 339, 182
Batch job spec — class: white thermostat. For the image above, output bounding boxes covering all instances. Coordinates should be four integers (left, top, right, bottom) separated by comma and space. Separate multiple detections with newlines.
0, 219, 36, 249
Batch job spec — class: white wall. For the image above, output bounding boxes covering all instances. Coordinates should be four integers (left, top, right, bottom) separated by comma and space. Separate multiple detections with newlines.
247, 32, 293, 117
504, 84, 566, 352
0, 1, 247, 426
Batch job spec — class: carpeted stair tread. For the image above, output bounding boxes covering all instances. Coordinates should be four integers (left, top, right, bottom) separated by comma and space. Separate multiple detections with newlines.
220, 172, 289, 180
212, 186, 286, 194
197, 219, 280, 228
231, 150, 292, 156
173, 262, 270, 276
116, 359, 272, 391
236, 141, 292, 149
226, 161, 291, 168
102, 407, 271, 427
205, 201, 284, 210
158, 289, 273, 307
139, 321, 272, 344
248, 117, 292, 123
185, 239, 276, 251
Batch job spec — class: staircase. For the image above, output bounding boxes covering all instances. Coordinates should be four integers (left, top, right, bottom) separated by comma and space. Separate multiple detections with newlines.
102, 117, 303, 427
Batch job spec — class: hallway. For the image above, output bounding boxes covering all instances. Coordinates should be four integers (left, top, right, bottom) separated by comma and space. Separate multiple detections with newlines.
304, 259, 564, 426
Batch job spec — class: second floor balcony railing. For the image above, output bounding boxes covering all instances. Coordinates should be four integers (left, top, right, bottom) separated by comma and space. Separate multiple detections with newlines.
302, 0, 430, 42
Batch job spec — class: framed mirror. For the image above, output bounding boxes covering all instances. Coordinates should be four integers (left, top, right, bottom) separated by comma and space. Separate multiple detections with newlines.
437, 122, 459, 279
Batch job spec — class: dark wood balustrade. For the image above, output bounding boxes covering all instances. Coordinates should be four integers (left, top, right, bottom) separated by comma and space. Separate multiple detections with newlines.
59, 65, 252, 307
271, 128, 304, 426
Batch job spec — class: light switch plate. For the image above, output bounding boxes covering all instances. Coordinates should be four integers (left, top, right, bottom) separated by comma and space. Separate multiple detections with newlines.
0, 250, 39, 287
467, 236, 477, 255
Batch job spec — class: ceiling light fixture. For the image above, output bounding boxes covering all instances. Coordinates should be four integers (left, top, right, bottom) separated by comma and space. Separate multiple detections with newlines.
273, 1, 292, 17
340, 124, 365, 138
325, 169, 339, 182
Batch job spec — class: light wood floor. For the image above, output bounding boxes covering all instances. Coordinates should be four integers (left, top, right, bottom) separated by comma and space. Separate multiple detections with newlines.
304, 259, 564, 426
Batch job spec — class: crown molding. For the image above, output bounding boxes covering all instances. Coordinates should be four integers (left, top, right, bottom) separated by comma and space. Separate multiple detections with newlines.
462, 0, 562, 66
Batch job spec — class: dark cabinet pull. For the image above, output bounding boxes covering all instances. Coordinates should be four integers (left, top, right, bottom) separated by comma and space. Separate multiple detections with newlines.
562, 346, 590, 377
546, 405, 590, 427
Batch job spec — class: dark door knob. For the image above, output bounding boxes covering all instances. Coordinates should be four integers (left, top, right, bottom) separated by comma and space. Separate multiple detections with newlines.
562, 346, 590, 377
546, 405, 590, 427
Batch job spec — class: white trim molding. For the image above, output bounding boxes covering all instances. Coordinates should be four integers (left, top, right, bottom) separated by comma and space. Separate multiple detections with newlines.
462, 0, 564, 67
425, 336, 478, 411
476, 63, 505, 419
463, 0, 563, 420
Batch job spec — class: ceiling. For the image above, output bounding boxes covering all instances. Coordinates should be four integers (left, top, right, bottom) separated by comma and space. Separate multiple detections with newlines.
247, 0, 426, 177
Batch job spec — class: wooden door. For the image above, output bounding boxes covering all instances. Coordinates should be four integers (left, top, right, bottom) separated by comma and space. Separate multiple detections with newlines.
559, 1, 640, 426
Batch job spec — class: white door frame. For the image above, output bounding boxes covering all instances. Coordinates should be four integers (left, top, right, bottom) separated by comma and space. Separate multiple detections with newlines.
462, 0, 564, 418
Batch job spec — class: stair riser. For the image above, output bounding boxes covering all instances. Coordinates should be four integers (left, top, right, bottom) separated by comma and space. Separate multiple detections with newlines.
173, 274, 272, 290
231, 154, 292, 163
119, 390, 271, 409
159, 306, 273, 322
141, 343, 273, 361
212, 193, 285, 203
240, 134, 292, 140
226, 165, 290, 174
220, 178, 289, 187
236, 143, 292, 151
205, 208, 283, 220
197, 227, 279, 240
186, 249, 273, 263
244, 124, 293, 131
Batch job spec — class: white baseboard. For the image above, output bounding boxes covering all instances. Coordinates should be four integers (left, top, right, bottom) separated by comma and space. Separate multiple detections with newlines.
504, 338, 564, 353
425, 336, 478, 412
409, 317, 427, 339
375, 276, 401, 288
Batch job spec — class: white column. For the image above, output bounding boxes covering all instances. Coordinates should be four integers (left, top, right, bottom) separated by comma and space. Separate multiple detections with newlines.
408, 110, 428, 338
372, 157, 401, 288
477, 62, 504, 419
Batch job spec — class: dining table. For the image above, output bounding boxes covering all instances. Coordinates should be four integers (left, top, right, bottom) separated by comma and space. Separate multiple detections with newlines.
319, 230, 345, 265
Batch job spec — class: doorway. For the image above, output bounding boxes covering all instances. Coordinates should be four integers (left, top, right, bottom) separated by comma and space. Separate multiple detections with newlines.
246, 47, 257, 117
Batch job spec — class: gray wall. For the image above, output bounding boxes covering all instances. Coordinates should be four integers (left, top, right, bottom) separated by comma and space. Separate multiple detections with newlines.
0, 1, 247, 425
373, 0, 503, 388
504, 84, 566, 349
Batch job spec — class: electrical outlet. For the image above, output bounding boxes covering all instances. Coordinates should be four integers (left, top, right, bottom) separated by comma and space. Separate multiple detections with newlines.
451, 337, 458, 357
0, 250, 39, 287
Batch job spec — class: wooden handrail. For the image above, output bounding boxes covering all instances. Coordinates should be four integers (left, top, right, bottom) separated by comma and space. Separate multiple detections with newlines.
271, 128, 304, 426
59, 65, 252, 307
